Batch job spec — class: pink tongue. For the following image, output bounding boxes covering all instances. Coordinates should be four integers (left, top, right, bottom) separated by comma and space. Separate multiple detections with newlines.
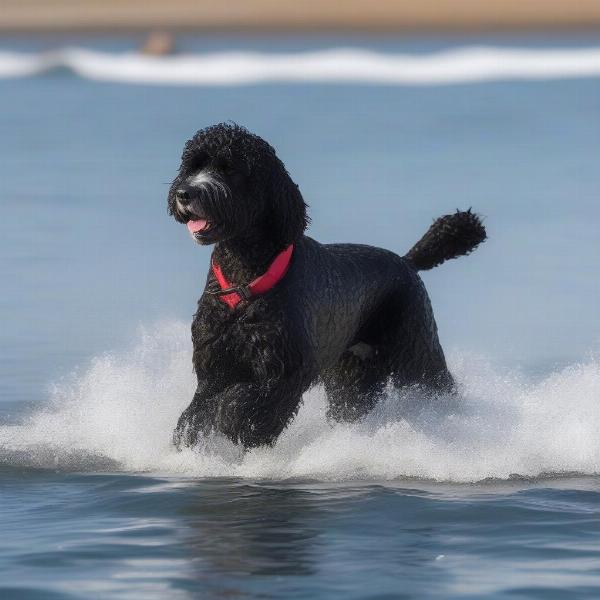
187, 219, 208, 234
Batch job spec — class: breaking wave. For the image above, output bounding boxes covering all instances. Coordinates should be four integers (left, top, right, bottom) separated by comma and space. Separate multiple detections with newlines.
1, 46, 600, 85
1, 321, 600, 482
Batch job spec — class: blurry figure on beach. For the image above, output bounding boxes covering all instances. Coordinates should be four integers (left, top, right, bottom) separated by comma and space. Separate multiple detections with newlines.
141, 31, 175, 56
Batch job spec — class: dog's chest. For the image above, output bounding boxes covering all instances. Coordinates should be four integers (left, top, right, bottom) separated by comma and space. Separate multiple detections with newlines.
191, 300, 287, 381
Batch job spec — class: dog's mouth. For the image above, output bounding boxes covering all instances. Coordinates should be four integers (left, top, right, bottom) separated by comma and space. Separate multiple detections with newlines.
186, 215, 216, 244
182, 209, 221, 244
187, 218, 210, 235
176, 200, 215, 241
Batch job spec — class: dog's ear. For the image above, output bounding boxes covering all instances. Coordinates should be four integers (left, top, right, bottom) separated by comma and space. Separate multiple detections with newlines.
265, 160, 309, 246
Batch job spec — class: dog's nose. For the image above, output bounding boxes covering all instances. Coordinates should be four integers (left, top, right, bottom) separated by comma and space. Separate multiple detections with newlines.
175, 189, 190, 202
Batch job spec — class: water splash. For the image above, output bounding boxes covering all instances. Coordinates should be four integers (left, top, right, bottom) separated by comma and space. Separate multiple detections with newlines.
2, 46, 600, 85
1, 321, 600, 482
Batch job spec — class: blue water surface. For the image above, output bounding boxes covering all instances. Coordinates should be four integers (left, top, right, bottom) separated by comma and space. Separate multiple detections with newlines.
1, 34, 600, 599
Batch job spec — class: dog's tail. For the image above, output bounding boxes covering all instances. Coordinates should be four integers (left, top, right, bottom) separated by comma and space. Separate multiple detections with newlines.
404, 209, 486, 271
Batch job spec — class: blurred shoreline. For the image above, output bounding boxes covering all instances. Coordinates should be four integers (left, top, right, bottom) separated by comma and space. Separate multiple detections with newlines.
2, 0, 600, 34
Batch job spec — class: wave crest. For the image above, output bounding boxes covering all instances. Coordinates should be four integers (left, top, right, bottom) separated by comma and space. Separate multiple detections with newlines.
1, 321, 600, 482
2, 46, 600, 85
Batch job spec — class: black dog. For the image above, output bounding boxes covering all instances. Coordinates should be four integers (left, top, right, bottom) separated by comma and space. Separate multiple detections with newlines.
168, 123, 486, 449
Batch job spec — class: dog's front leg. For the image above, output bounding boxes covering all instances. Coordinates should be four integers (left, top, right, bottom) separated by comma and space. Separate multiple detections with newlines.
172, 379, 222, 449
173, 376, 307, 450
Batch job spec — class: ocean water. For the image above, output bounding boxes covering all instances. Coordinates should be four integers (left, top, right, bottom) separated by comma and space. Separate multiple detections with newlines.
1, 35, 600, 598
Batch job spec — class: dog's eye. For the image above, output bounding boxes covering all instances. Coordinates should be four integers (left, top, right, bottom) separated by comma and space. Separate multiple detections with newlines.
185, 151, 209, 172
215, 160, 235, 175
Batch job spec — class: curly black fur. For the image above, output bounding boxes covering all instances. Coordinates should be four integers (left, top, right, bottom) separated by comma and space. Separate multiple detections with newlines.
405, 209, 486, 271
168, 123, 486, 449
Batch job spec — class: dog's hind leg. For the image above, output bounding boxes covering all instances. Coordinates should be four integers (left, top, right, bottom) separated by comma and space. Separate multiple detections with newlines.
383, 276, 454, 394
322, 344, 389, 422
323, 270, 453, 423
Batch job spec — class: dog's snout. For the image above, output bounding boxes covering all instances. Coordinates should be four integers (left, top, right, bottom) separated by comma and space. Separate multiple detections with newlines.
176, 188, 190, 202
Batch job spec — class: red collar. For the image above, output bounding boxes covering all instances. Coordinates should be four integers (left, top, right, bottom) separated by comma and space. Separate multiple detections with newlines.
210, 244, 294, 309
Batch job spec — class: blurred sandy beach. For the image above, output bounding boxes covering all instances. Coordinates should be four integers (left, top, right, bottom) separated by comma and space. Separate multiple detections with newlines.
2, 0, 600, 33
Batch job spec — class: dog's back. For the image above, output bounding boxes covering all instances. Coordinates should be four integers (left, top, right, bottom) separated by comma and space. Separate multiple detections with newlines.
279, 211, 485, 373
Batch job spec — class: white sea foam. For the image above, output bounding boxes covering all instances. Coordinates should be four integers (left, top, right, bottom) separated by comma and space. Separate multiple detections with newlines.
1, 46, 600, 85
1, 321, 600, 482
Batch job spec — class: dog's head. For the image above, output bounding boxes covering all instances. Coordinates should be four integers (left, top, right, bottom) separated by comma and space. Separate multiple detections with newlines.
168, 123, 308, 246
